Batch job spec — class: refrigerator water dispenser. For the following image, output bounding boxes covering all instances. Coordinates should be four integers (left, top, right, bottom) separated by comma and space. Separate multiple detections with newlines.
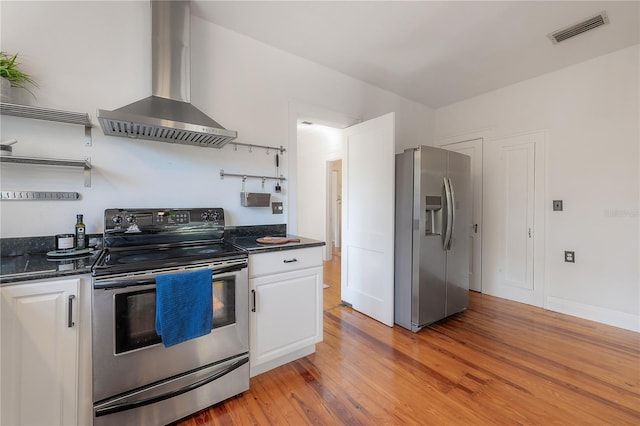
425, 195, 442, 235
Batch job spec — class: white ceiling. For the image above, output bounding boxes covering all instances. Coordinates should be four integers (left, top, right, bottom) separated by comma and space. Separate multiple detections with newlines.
192, 1, 640, 109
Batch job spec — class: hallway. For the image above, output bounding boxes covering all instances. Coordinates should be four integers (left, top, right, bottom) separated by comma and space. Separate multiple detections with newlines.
323, 255, 341, 312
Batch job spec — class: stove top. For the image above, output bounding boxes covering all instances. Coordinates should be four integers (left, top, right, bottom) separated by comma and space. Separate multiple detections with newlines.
92, 241, 247, 277
92, 208, 247, 277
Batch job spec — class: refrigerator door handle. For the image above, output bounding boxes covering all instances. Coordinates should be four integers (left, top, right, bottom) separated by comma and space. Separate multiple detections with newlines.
442, 177, 453, 250
447, 178, 456, 250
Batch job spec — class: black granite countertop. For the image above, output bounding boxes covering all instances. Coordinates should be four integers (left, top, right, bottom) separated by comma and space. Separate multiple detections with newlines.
229, 234, 325, 254
224, 224, 324, 254
0, 225, 323, 284
0, 250, 100, 284
0, 235, 101, 285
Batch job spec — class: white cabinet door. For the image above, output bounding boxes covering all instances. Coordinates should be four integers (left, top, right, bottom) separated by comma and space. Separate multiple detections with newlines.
1, 278, 80, 426
249, 267, 322, 376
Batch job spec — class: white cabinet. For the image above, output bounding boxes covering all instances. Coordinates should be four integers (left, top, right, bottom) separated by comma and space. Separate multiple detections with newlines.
249, 246, 323, 376
1, 277, 82, 426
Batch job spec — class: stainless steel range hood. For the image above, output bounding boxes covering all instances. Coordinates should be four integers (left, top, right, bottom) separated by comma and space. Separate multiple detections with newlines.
97, 0, 237, 148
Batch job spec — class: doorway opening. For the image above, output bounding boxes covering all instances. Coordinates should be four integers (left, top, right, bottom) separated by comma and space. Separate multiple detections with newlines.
328, 159, 342, 258
296, 121, 343, 311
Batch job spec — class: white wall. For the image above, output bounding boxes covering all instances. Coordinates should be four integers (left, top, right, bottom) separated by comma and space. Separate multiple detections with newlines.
0, 1, 433, 238
190, 15, 433, 235
296, 123, 342, 245
434, 45, 640, 331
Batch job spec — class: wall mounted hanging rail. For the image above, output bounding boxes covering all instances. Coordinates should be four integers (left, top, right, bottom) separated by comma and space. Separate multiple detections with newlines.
219, 170, 286, 182
1, 191, 80, 201
227, 141, 286, 155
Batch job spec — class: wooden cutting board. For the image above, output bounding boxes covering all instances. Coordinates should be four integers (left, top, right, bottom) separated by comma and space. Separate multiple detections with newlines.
256, 236, 301, 245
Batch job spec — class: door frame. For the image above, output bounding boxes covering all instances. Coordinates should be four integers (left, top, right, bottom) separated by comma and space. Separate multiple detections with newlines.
437, 128, 492, 293
326, 160, 342, 260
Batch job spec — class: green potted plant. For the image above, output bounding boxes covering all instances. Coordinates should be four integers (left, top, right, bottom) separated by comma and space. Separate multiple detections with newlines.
0, 51, 37, 102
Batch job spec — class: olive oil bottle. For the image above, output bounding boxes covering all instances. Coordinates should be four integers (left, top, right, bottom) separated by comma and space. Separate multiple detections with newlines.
75, 214, 86, 250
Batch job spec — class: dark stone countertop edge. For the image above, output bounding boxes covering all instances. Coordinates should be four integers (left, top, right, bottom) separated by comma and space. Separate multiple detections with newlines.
0, 268, 93, 285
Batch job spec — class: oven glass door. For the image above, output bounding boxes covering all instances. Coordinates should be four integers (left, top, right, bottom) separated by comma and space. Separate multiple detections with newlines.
92, 265, 248, 403
114, 277, 236, 354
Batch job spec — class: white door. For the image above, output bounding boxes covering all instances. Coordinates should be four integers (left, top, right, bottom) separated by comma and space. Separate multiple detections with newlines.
341, 112, 395, 326
484, 132, 545, 307
442, 138, 483, 292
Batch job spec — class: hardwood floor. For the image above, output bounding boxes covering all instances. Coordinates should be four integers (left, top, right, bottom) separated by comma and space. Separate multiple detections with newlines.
177, 257, 640, 425
322, 255, 342, 312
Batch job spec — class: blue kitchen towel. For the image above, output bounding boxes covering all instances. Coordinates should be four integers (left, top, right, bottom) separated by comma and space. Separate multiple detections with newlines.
155, 269, 213, 348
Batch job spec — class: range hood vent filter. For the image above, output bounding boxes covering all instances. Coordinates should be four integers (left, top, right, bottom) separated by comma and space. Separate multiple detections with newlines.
548, 11, 609, 44
101, 119, 233, 148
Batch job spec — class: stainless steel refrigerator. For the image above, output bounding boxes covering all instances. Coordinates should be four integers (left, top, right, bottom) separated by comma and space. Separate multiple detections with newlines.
395, 145, 471, 332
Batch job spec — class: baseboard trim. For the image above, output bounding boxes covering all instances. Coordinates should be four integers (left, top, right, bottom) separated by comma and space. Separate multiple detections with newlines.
546, 296, 639, 332
249, 345, 316, 377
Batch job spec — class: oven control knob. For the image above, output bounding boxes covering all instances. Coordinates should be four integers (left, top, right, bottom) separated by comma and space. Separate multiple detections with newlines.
201, 211, 212, 222
125, 215, 136, 224
111, 215, 123, 225
211, 210, 221, 221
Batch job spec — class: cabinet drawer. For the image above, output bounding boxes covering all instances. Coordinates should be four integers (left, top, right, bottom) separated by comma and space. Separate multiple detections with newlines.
249, 246, 323, 277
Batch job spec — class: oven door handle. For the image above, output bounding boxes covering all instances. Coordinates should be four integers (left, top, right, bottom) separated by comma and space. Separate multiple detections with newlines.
94, 355, 248, 417
94, 263, 246, 289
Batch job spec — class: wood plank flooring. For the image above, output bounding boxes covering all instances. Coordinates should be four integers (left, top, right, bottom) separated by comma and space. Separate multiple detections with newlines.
176, 256, 640, 425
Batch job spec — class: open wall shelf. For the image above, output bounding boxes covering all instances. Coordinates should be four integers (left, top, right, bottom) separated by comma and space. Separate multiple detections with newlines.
1, 156, 92, 187
0, 102, 93, 144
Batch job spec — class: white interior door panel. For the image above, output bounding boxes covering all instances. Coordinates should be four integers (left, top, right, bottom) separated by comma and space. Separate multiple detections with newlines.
341, 113, 395, 326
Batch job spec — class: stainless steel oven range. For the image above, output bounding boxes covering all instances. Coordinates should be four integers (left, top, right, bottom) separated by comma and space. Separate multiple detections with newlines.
91, 208, 249, 425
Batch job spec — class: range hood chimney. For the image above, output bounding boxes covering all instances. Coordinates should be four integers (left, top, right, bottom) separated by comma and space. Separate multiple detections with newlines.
97, 0, 237, 148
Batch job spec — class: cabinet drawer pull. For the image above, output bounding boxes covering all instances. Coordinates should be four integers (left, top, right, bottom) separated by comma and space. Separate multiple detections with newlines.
283, 258, 298, 263
68, 295, 75, 328
251, 289, 256, 312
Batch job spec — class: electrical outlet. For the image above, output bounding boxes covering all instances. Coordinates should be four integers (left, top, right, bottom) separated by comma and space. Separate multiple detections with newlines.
564, 251, 575, 263
553, 200, 563, 211
271, 202, 283, 214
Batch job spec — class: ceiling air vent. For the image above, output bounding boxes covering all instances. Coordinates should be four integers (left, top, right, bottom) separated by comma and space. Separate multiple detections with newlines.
547, 11, 609, 44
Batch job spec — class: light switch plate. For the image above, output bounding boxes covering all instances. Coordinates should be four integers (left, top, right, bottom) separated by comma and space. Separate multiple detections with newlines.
271, 202, 283, 214
553, 200, 563, 211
